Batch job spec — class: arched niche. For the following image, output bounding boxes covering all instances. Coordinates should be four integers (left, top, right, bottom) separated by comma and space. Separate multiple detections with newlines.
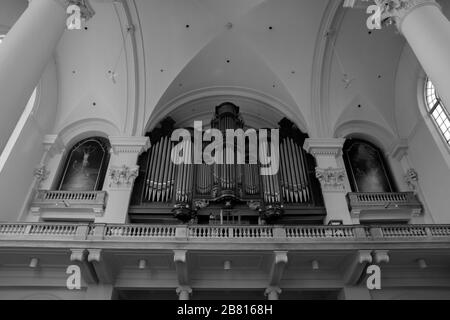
57, 137, 111, 191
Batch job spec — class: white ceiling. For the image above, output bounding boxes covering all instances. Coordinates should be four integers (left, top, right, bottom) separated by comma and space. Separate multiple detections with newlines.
2, 0, 449, 142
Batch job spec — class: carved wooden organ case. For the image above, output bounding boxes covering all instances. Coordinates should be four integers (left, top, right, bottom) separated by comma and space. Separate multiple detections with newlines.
130, 103, 325, 224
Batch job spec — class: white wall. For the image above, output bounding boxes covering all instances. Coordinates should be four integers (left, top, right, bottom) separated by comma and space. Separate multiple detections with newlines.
0, 61, 58, 222
395, 43, 450, 224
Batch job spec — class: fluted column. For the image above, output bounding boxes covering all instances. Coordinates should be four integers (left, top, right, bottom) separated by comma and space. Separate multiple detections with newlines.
304, 138, 353, 225
0, 0, 94, 153
96, 136, 150, 224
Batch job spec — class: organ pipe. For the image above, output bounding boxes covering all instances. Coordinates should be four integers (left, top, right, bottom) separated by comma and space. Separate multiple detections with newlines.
136, 106, 320, 223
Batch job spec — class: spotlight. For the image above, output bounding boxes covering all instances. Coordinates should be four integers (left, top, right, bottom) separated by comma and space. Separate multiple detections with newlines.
417, 259, 427, 269
29, 258, 39, 268
312, 260, 319, 271
138, 259, 147, 269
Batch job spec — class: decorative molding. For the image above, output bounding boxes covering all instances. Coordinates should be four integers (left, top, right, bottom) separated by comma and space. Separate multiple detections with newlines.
176, 286, 192, 295
194, 200, 209, 210
65, 0, 95, 20
87, 249, 102, 263
34, 165, 50, 185
108, 165, 139, 188
390, 138, 409, 160
373, 250, 390, 264
303, 138, 345, 158
315, 167, 346, 192
43, 134, 65, 157
404, 168, 419, 191
265, 286, 282, 295
109, 136, 150, 155
345, 0, 440, 31
247, 200, 262, 211
174, 250, 187, 264
70, 249, 86, 262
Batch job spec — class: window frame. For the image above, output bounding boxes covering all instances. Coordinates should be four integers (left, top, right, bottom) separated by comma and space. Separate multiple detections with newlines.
424, 78, 450, 147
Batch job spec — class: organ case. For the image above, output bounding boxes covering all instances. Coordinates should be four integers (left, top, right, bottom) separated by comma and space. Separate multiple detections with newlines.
130, 103, 325, 224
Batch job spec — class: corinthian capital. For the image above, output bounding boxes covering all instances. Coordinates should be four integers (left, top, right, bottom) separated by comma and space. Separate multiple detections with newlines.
378, 0, 439, 27
315, 167, 346, 193
67, 0, 95, 20
344, 0, 440, 31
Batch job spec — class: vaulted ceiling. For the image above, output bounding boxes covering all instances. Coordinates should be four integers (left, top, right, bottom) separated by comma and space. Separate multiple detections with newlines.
2, 0, 449, 144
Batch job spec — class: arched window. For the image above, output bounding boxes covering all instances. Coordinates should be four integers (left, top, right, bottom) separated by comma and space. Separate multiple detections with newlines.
58, 137, 110, 191
343, 139, 395, 193
425, 79, 450, 146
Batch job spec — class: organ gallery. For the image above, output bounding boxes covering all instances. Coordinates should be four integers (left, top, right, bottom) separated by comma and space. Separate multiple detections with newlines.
130, 103, 325, 224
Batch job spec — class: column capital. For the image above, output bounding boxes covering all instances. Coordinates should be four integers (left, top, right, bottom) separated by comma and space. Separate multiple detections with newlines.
315, 167, 347, 193
345, 0, 440, 31
109, 136, 151, 156
303, 138, 345, 158
265, 286, 282, 300
29, 0, 95, 20
108, 165, 139, 188
379, 0, 440, 31
176, 286, 192, 300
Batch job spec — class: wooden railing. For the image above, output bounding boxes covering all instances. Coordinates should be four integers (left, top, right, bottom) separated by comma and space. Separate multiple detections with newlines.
2, 222, 450, 242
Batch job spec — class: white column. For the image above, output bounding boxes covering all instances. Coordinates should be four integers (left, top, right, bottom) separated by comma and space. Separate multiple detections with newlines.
0, 0, 94, 153
95, 136, 150, 224
304, 138, 353, 225
368, 0, 450, 109
176, 286, 192, 300
265, 287, 281, 300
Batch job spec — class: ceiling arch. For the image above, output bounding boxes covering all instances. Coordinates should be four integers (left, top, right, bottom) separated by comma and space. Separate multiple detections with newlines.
147, 31, 308, 132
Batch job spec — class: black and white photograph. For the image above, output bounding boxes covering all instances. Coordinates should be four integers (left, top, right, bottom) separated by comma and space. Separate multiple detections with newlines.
0, 0, 450, 306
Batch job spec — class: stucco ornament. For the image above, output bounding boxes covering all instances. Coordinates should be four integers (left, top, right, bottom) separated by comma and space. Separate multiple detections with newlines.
315, 167, 346, 192
109, 165, 139, 187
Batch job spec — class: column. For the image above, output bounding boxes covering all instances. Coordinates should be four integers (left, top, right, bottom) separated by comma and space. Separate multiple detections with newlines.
176, 286, 192, 300
95, 136, 150, 224
0, 0, 94, 153
265, 287, 281, 300
304, 138, 353, 225
361, 1, 450, 109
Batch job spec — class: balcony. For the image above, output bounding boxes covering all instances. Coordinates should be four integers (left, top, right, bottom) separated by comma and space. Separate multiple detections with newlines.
346, 192, 423, 223
2, 222, 450, 292
1, 222, 449, 245
30, 190, 107, 221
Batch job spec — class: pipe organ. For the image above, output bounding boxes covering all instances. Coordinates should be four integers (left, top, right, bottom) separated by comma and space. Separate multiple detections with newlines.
130, 103, 325, 224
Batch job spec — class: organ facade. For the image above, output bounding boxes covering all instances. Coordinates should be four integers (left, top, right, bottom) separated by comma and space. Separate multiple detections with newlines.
130, 103, 325, 225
